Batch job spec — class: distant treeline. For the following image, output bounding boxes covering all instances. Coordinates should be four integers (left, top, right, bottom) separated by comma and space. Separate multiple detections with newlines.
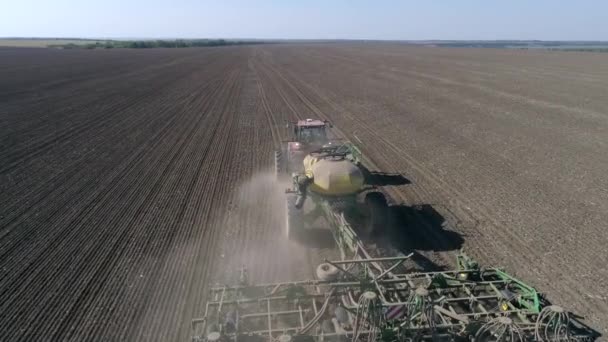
50, 39, 267, 49
430, 41, 608, 52
544, 48, 608, 53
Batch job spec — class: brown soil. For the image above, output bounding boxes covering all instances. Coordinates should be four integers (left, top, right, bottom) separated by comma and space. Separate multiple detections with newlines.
1, 44, 607, 340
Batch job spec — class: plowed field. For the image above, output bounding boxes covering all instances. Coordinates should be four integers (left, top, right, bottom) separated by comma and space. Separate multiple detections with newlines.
1, 44, 607, 340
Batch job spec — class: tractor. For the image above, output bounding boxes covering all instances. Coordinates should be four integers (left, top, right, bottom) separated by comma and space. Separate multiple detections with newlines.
274, 119, 389, 241
191, 123, 599, 342
192, 120, 599, 342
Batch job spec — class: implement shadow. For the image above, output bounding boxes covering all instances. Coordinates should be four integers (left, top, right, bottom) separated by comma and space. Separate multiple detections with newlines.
360, 165, 411, 186
379, 203, 464, 271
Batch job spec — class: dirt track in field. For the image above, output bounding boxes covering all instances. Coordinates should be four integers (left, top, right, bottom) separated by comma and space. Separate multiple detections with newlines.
1, 44, 607, 340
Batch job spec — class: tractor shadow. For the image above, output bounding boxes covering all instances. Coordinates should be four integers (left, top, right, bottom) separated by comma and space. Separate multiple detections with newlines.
378, 204, 465, 271
360, 165, 411, 186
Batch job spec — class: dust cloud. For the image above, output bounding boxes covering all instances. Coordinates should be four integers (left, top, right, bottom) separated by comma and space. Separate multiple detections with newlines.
212, 172, 313, 285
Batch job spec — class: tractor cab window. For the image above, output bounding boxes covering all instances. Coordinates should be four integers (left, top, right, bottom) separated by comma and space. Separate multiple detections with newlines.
298, 126, 327, 143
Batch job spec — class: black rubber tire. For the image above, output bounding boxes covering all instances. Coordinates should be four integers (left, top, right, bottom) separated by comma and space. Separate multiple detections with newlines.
274, 149, 283, 179
286, 194, 303, 240
364, 191, 389, 236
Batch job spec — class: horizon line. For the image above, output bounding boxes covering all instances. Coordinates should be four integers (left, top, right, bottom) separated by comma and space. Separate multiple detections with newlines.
2, 37, 608, 43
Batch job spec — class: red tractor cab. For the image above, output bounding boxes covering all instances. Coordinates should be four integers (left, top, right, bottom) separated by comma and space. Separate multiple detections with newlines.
291, 118, 330, 146
275, 119, 332, 176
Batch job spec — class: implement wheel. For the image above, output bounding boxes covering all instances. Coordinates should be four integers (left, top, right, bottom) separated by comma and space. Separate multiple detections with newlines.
362, 191, 389, 237
316, 263, 339, 281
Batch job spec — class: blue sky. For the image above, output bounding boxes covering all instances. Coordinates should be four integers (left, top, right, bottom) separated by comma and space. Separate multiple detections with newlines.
1, 0, 606, 40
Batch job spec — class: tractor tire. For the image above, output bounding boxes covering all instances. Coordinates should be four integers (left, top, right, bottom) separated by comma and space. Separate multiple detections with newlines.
286, 194, 303, 240
362, 191, 389, 237
274, 149, 283, 179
